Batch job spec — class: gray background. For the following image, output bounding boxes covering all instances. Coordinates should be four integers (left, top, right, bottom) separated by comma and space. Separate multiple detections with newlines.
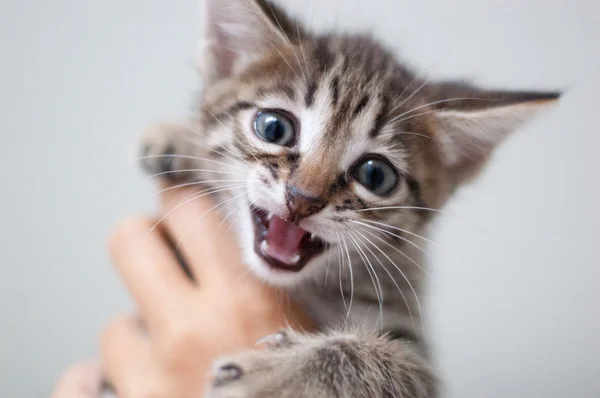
2, 0, 599, 397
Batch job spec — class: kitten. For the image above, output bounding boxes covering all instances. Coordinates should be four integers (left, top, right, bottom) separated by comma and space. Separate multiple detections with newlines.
141, 0, 560, 397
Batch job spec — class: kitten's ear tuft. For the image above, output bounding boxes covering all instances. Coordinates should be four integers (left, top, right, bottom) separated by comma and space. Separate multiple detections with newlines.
200, 0, 305, 83
431, 82, 561, 180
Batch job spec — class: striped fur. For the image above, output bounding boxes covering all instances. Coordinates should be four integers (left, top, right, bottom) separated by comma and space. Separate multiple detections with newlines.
141, 1, 560, 397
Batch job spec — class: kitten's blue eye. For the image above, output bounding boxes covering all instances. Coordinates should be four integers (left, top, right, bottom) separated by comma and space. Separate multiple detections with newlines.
254, 111, 295, 147
354, 158, 398, 196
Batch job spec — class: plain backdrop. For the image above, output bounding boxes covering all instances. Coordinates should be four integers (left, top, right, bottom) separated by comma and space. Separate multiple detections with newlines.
1, 0, 599, 397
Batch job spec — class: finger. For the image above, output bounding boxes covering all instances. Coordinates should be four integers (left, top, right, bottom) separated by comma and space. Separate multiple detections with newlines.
101, 315, 209, 398
51, 362, 102, 398
101, 315, 165, 398
108, 217, 194, 327
159, 186, 245, 285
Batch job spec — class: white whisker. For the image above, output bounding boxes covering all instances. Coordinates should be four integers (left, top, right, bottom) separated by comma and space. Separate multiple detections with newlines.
152, 180, 246, 197
389, 12, 479, 115
166, 119, 252, 168
348, 233, 384, 327
359, 227, 428, 276
383, 130, 432, 140
139, 154, 245, 174
175, 192, 248, 251
334, 233, 347, 309
224, 210, 242, 236
341, 234, 355, 320
353, 230, 416, 333
266, 2, 309, 86
389, 77, 432, 115
174, 134, 249, 171
203, 107, 261, 164
389, 97, 498, 124
357, 206, 446, 214
324, 241, 333, 286
213, 203, 243, 238
351, 220, 432, 255
358, 219, 441, 248
264, 39, 303, 85
146, 168, 246, 180
148, 186, 246, 233
389, 74, 422, 110
354, 229, 424, 334
296, 19, 310, 80
162, 122, 250, 169
392, 108, 448, 125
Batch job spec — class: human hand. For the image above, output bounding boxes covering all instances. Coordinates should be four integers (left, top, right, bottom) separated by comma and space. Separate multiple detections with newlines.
50, 362, 103, 398
99, 187, 314, 397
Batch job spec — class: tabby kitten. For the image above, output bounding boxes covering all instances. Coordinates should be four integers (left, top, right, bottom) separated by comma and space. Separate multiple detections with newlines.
142, 0, 560, 396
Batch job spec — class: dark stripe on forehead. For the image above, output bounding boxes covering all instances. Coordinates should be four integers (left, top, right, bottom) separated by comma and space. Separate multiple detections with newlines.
314, 36, 335, 73
305, 80, 318, 107
339, 94, 352, 118
277, 84, 296, 101
368, 95, 390, 138
353, 94, 370, 117
330, 76, 340, 106
357, 176, 429, 221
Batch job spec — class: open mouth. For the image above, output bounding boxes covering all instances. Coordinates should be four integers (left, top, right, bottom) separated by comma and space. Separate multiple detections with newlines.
251, 206, 326, 272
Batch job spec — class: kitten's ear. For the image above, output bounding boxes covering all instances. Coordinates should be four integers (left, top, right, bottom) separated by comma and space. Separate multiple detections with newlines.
431, 82, 561, 180
200, 0, 304, 83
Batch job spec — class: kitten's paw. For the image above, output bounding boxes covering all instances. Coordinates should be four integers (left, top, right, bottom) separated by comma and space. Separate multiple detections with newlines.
207, 330, 436, 398
206, 330, 306, 398
139, 122, 195, 182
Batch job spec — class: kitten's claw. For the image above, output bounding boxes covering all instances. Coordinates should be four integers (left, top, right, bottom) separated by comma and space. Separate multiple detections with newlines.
254, 331, 290, 349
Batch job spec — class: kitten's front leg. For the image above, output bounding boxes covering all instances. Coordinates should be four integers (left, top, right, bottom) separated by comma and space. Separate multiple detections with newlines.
207, 329, 436, 398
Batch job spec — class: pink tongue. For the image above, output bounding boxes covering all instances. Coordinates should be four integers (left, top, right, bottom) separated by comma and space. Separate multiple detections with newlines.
265, 216, 307, 258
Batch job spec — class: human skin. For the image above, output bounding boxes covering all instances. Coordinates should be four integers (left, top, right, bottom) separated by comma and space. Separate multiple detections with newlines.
51, 187, 314, 398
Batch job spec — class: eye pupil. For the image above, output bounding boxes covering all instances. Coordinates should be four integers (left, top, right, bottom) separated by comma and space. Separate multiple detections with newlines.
364, 162, 385, 189
354, 158, 398, 196
263, 117, 285, 142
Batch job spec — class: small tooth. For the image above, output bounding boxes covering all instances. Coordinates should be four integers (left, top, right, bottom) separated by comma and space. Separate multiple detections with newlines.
290, 254, 301, 264
268, 213, 273, 220
260, 240, 269, 254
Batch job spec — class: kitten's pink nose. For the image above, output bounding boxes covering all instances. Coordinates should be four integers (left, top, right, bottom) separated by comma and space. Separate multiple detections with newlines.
285, 186, 326, 224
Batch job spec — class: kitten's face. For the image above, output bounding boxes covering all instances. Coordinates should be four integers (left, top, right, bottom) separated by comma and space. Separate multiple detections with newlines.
197, 0, 559, 287
202, 37, 434, 286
